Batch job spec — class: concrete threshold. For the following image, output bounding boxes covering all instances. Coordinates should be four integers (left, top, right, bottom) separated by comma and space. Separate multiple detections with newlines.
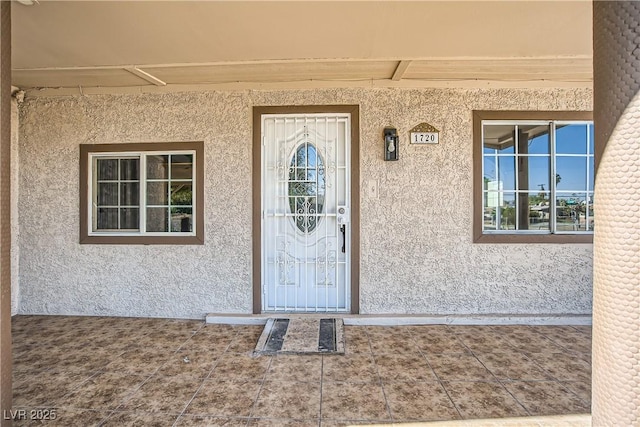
205, 313, 592, 326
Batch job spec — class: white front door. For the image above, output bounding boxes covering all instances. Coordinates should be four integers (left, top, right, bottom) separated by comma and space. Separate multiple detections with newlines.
261, 113, 351, 312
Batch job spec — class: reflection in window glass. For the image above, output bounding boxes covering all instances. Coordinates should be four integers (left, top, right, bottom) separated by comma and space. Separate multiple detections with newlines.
171, 154, 193, 180
171, 207, 192, 232
97, 159, 118, 181
288, 143, 325, 233
556, 124, 588, 154
556, 193, 590, 232
94, 158, 140, 231
556, 157, 588, 191
482, 120, 593, 234
525, 157, 550, 192
520, 125, 550, 155
92, 152, 194, 234
526, 192, 550, 231
147, 182, 168, 205
147, 207, 168, 232
147, 155, 169, 179
497, 156, 516, 191
483, 125, 515, 154
120, 208, 139, 230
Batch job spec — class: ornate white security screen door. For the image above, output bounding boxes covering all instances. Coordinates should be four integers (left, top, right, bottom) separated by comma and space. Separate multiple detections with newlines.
262, 113, 351, 312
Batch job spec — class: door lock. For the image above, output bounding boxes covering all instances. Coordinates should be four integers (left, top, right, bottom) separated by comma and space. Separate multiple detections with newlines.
337, 206, 350, 224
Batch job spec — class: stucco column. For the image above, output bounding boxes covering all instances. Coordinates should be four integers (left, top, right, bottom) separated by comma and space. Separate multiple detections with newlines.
0, 1, 11, 426
592, 1, 640, 425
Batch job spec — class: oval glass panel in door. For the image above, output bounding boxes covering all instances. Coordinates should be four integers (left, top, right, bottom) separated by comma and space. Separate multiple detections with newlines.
288, 143, 325, 233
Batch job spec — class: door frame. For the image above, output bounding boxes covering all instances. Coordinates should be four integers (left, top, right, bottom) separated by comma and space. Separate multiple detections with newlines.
252, 105, 360, 314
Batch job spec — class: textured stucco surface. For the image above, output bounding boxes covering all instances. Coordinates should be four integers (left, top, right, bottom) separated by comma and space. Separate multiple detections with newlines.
16, 87, 593, 319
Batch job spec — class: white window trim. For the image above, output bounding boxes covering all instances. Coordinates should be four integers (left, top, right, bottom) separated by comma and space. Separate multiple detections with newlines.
87, 149, 198, 237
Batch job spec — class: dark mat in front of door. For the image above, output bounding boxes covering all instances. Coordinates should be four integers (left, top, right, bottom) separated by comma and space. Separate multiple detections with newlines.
254, 317, 345, 355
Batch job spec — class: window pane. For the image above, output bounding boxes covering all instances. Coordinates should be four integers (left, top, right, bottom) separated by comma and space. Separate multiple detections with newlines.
97, 159, 118, 181
556, 124, 588, 154
120, 158, 139, 180
497, 193, 516, 230
520, 125, 550, 155
120, 182, 139, 206
527, 192, 550, 231
483, 156, 497, 182
587, 198, 595, 231
485, 188, 504, 210
147, 155, 168, 179
96, 208, 118, 230
483, 125, 515, 154
171, 208, 192, 232
97, 183, 118, 206
556, 193, 588, 232
556, 156, 588, 191
524, 156, 550, 192
171, 154, 193, 180
146, 208, 168, 232
171, 183, 192, 205
120, 208, 139, 230
497, 156, 516, 191
483, 205, 497, 230
147, 182, 168, 205
588, 157, 594, 191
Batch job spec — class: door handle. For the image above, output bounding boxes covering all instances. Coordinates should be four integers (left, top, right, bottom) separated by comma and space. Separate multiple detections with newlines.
340, 224, 346, 253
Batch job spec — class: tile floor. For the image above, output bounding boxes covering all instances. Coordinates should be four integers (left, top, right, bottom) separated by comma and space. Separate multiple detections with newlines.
10, 316, 592, 426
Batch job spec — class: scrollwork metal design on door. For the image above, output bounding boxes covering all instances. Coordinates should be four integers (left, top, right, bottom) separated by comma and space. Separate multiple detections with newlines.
288, 143, 325, 233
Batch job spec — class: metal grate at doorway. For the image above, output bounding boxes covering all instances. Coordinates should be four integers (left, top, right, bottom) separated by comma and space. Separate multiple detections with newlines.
254, 317, 345, 355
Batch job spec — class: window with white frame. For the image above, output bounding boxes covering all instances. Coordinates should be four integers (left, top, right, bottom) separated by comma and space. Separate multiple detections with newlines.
473, 111, 594, 243
80, 142, 203, 244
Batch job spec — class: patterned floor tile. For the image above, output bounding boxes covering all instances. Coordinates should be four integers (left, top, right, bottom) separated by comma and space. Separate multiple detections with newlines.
475, 351, 553, 381
426, 353, 494, 381
251, 380, 321, 419
374, 353, 438, 382
56, 372, 148, 410
209, 353, 272, 381
185, 379, 262, 417
322, 354, 378, 383
320, 381, 390, 421
116, 374, 203, 413
503, 380, 591, 415
10, 317, 593, 424
384, 381, 460, 421
265, 354, 322, 382
442, 381, 528, 419
101, 410, 180, 426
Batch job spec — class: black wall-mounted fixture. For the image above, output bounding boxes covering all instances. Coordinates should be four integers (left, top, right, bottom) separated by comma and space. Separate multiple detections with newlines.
384, 126, 399, 161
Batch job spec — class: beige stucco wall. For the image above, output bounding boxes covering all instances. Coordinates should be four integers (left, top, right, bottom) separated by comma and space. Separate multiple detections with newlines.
16, 87, 593, 319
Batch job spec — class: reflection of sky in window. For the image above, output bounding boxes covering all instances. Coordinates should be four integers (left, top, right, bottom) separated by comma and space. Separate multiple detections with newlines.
484, 124, 593, 194
557, 124, 589, 154
525, 132, 549, 154
556, 157, 588, 191
483, 156, 515, 190
528, 157, 550, 189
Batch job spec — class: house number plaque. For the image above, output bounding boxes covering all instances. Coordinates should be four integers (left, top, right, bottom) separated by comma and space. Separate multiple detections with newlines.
410, 123, 439, 144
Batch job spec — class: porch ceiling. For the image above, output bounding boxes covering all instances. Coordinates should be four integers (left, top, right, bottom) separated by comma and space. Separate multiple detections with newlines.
11, 1, 593, 93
